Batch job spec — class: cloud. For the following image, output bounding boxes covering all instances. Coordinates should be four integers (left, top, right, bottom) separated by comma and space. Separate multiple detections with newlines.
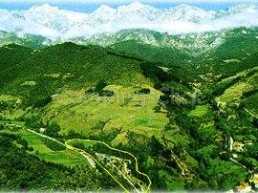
0, 0, 257, 4
0, 2, 258, 40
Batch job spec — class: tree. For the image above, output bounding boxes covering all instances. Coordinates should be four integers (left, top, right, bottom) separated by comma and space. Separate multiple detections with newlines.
95, 80, 108, 92
205, 159, 248, 190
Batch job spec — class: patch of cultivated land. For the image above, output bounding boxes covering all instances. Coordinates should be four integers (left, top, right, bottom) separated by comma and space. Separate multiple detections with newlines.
43, 85, 169, 146
216, 72, 258, 108
19, 129, 87, 167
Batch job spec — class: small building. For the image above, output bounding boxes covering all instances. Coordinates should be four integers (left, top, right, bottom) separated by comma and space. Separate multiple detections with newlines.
39, 128, 46, 133
232, 142, 245, 152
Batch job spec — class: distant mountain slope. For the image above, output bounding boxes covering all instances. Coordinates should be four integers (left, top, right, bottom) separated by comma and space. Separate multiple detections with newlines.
84, 29, 222, 54
110, 40, 190, 65
0, 31, 50, 48
1, 27, 258, 90
100, 28, 258, 84
195, 27, 258, 81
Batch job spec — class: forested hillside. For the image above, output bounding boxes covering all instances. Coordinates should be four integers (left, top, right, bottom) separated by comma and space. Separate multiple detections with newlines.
0, 27, 258, 192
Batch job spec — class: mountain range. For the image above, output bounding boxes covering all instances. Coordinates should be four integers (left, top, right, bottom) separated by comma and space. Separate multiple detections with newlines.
0, 2, 258, 41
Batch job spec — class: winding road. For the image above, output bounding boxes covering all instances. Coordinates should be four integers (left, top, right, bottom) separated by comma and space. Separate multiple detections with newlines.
0, 121, 151, 193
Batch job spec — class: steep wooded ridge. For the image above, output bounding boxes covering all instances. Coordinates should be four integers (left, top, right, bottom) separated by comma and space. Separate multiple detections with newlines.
0, 27, 258, 192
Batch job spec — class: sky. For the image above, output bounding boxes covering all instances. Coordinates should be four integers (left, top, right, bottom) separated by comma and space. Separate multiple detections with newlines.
0, 0, 257, 12
0, 0, 257, 2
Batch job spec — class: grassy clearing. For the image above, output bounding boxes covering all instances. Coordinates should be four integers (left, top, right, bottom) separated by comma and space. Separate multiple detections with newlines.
0, 94, 19, 102
188, 105, 211, 118
216, 72, 258, 108
19, 129, 86, 167
217, 82, 253, 104
212, 66, 258, 96
0, 108, 26, 121
44, 85, 169, 144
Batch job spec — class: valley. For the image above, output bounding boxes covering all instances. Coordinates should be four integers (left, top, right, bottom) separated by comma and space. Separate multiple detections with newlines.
0, 27, 258, 192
